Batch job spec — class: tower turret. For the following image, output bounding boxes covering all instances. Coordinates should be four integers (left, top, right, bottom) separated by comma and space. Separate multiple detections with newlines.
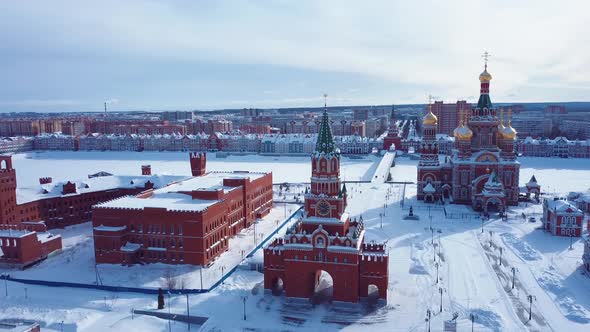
189, 152, 207, 177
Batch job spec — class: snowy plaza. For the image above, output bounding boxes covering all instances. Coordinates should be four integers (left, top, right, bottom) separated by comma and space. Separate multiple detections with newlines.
1, 151, 590, 331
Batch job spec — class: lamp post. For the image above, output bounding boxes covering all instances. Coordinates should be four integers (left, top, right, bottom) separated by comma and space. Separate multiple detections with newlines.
469, 313, 477, 332
438, 287, 444, 312
570, 232, 574, 250
379, 213, 383, 229
199, 266, 204, 290
2, 274, 7, 297
241, 295, 248, 320
499, 247, 503, 266
511, 267, 517, 290
185, 293, 191, 330
425, 309, 431, 332
527, 295, 536, 322
435, 262, 439, 284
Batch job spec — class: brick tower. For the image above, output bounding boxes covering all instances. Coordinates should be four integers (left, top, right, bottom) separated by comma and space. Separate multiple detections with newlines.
0, 156, 17, 225
190, 152, 206, 177
264, 96, 388, 304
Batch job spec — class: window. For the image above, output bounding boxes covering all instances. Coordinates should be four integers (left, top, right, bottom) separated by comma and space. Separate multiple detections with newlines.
343, 257, 348, 263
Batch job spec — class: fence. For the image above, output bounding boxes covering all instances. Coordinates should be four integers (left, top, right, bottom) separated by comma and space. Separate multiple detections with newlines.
2, 206, 303, 295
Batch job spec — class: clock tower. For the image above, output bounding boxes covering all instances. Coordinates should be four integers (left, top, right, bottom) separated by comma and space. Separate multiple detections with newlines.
302, 96, 349, 234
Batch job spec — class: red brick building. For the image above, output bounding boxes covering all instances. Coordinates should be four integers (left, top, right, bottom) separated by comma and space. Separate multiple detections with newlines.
91, 152, 273, 266
429, 100, 470, 137
0, 155, 184, 229
0, 221, 62, 268
264, 104, 388, 304
542, 198, 585, 237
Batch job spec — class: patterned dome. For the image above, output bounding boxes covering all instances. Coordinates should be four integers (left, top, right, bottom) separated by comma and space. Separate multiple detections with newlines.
501, 121, 518, 140
479, 68, 492, 82
422, 110, 438, 126
453, 124, 473, 140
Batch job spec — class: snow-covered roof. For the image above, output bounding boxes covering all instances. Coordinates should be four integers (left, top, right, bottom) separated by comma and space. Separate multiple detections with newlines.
423, 183, 435, 193
121, 242, 142, 252
16, 174, 187, 205
303, 212, 349, 225
94, 170, 269, 212
545, 199, 583, 214
94, 225, 127, 232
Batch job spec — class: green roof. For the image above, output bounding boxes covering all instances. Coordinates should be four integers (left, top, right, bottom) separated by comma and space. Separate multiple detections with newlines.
315, 110, 336, 153
477, 93, 493, 109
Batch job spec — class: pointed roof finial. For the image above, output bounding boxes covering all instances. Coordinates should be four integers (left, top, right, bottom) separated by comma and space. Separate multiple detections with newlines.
323, 93, 328, 109
482, 51, 491, 70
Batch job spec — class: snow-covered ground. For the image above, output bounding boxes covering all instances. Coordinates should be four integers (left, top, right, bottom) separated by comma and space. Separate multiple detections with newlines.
11, 151, 380, 185
2, 153, 590, 331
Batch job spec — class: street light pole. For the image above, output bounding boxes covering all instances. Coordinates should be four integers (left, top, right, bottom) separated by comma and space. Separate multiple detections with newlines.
426, 309, 431, 332
241, 295, 248, 320
499, 247, 503, 266
199, 266, 203, 290
435, 262, 439, 284
186, 294, 191, 330
527, 295, 535, 321
470, 313, 477, 332
380, 213, 383, 229
439, 287, 443, 312
511, 267, 516, 290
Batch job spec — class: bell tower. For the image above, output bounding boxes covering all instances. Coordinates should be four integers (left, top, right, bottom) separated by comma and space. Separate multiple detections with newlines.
0, 156, 17, 225
305, 95, 347, 220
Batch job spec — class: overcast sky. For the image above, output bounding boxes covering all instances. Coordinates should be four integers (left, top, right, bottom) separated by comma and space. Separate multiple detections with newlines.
1, 0, 589, 112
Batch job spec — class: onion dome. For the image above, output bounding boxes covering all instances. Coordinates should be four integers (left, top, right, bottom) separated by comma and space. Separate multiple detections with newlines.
479, 66, 492, 82
453, 123, 473, 141
502, 120, 518, 140
422, 108, 438, 126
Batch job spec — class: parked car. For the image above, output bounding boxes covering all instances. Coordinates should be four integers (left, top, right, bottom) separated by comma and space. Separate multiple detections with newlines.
528, 217, 536, 222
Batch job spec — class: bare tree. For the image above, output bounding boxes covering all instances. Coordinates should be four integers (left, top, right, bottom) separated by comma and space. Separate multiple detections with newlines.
161, 268, 177, 290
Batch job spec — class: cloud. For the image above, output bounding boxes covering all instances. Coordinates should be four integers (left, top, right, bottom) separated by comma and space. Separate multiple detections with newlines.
0, 0, 589, 111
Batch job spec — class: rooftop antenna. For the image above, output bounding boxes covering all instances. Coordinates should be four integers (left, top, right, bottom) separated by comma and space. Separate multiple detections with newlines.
104, 101, 107, 118
323, 93, 328, 109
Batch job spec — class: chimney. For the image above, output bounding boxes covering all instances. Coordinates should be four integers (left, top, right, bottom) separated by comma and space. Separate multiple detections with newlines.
189, 152, 206, 176
142, 165, 152, 176
39, 177, 53, 185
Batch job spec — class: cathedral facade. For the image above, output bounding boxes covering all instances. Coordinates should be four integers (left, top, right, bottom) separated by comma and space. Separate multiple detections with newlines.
264, 102, 388, 303
417, 64, 520, 213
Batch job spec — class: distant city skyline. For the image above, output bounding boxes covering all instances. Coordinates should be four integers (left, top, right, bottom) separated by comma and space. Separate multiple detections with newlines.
1, 1, 589, 113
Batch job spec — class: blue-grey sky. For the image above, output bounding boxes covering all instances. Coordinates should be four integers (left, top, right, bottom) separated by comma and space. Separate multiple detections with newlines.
1, 0, 589, 112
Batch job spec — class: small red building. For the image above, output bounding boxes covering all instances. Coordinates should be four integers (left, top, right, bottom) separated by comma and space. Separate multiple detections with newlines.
543, 198, 585, 237
383, 105, 401, 151
92, 153, 273, 266
0, 221, 62, 268
264, 104, 388, 304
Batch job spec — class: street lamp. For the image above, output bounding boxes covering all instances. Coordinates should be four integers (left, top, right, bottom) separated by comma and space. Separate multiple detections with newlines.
527, 295, 536, 322
186, 294, 191, 330
435, 262, 439, 283
438, 287, 444, 312
425, 309, 432, 332
379, 213, 383, 229
469, 313, 478, 332
511, 267, 517, 290
499, 247, 503, 266
241, 295, 248, 320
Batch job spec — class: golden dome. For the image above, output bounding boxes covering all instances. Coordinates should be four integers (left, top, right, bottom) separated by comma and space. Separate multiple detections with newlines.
502, 121, 517, 140
423, 109, 438, 126
479, 67, 492, 82
453, 123, 473, 140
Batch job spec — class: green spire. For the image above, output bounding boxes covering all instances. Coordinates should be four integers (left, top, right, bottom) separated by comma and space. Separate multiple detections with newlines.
342, 182, 347, 193
315, 108, 336, 154
477, 93, 493, 109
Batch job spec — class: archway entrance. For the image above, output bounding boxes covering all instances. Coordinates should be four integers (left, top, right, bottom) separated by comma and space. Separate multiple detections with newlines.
271, 277, 284, 296
367, 284, 380, 305
311, 270, 333, 304
485, 198, 503, 214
